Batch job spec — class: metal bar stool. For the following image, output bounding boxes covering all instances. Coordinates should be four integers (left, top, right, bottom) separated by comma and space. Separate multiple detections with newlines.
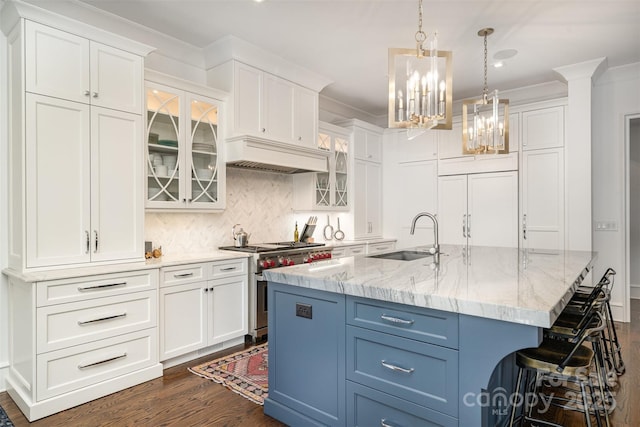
508, 311, 609, 427
571, 268, 624, 375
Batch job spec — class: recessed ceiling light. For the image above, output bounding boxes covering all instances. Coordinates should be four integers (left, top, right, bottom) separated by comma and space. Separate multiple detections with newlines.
493, 61, 504, 68
493, 49, 518, 61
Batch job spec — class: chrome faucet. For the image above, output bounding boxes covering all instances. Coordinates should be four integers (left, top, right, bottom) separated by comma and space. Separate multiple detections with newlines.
410, 212, 440, 260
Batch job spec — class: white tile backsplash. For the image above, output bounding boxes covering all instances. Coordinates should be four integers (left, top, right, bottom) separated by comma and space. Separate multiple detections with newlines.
145, 168, 297, 254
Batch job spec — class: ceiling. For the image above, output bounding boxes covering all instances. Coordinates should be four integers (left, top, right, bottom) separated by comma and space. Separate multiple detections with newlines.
45, 1, 640, 118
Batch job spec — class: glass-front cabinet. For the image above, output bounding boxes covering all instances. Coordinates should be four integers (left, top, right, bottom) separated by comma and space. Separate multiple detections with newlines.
293, 122, 350, 211
146, 81, 224, 210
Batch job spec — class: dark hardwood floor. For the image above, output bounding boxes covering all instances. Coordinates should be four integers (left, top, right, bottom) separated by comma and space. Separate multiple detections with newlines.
1, 300, 638, 426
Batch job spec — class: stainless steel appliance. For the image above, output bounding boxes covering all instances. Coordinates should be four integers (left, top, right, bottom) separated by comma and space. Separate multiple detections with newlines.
219, 241, 333, 341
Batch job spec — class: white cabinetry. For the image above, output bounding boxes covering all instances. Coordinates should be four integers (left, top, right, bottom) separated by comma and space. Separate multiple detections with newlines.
293, 122, 350, 210
331, 244, 366, 259
145, 74, 226, 211
520, 103, 565, 251
6, 269, 162, 421
159, 258, 248, 364
7, 18, 148, 271
438, 172, 519, 247
25, 21, 142, 114
208, 61, 318, 147
337, 120, 384, 239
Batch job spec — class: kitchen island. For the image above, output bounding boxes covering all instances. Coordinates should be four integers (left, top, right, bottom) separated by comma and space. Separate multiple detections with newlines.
262, 244, 594, 427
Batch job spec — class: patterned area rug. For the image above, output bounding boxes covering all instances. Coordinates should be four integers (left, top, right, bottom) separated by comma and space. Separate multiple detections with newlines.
189, 343, 268, 405
0, 405, 14, 427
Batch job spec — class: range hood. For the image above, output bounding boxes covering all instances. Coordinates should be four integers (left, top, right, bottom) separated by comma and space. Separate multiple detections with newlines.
225, 135, 329, 174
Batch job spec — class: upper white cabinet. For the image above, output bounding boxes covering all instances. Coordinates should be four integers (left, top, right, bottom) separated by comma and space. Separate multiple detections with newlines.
208, 60, 318, 147
522, 106, 564, 150
145, 76, 226, 211
293, 122, 350, 211
353, 126, 382, 162
438, 172, 519, 248
7, 17, 148, 270
394, 129, 438, 162
25, 21, 143, 114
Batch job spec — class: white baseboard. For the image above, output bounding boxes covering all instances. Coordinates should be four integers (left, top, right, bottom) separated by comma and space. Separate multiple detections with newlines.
631, 284, 640, 299
609, 301, 626, 323
0, 361, 8, 392
161, 335, 246, 369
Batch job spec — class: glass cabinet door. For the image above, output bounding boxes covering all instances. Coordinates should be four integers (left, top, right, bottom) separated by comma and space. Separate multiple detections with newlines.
315, 132, 331, 207
188, 96, 219, 206
334, 135, 348, 208
147, 87, 181, 204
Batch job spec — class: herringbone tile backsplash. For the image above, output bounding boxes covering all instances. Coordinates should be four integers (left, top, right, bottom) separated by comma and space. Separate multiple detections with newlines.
145, 168, 297, 254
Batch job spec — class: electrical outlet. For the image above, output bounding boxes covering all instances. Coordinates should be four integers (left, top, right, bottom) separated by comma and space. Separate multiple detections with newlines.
296, 303, 312, 319
594, 221, 618, 231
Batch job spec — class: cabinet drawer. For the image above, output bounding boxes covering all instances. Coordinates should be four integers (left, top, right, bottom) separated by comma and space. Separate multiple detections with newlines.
347, 381, 458, 427
37, 290, 157, 353
37, 270, 157, 307
347, 296, 458, 348
347, 326, 458, 416
347, 245, 366, 256
36, 329, 157, 401
209, 259, 246, 278
161, 264, 206, 287
367, 241, 396, 255
331, 247, 347, 258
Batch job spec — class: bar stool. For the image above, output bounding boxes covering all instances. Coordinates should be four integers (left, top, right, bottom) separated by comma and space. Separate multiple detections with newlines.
508, 311, 609, 427
571, 268, 624, 375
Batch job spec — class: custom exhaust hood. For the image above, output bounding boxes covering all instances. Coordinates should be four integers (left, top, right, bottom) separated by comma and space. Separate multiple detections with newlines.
225, 135, 329, 174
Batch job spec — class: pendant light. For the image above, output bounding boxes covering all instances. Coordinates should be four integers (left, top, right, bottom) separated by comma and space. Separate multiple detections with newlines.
462, 28, 509, 154
388, 0, 453, 130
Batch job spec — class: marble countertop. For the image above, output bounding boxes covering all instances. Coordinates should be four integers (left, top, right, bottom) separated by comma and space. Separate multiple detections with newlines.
3, 251, 251, 282
323, 238, 396, 248
262, 244, 595, 328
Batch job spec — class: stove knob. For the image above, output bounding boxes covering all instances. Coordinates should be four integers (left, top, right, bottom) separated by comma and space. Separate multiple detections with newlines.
278, 256, 285, 266
303, 256, 310, 263
269, 259, 276, 268
327, 253, 332, 259
288, 260, 295, 266
259, 260, 267, 268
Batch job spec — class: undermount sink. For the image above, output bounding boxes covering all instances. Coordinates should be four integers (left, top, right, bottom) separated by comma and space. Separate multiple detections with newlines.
368, 250, 432, 261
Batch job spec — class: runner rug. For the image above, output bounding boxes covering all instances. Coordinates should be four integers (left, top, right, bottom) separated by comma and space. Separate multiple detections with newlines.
0, 405, 14, 427
189, 343, 268, 405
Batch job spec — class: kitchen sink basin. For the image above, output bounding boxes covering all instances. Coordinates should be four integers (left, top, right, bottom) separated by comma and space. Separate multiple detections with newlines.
368, 250, 432, 261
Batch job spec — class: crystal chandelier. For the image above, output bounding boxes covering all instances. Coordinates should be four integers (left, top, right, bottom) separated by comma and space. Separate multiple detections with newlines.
462, 28, 509, 154
388, 0, 452, 130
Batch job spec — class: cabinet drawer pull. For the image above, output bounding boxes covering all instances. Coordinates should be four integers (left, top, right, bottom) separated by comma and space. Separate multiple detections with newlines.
174, 272, 194, 278
78, 352, 127, 369
94, 230, 99, 253
381, 360, 414, 374
85, 230, 90, 254
220, 266, 237, 272
92, 92, 99, 98
77, 281, 127, 291
380, 419, 401, 427
380, 314, 414, 325
78, 312, 127, 325
84, 90, 90, 96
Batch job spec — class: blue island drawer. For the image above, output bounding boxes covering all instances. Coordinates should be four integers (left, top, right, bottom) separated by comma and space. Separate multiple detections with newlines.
347, 381, 458, 427
347, 325, 458, 417
347, 296, 459, 349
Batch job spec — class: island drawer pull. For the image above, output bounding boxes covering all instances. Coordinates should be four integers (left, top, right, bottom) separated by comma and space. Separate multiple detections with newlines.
380, 314, 415, 325
78, 282, 127, 291
381, 360, 414, 374
78, 312, 127, 325
380, 419, 400, 427
174, 272, 194, 278
78, 352, 127, 369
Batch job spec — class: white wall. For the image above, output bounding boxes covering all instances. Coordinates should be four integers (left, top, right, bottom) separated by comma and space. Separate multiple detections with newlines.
592, 62, 640, 321
629, 119, 640, 294
0, 21, 9, 391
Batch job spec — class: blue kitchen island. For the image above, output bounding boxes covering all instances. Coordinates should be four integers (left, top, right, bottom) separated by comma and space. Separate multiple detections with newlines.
262, 245, 594, 427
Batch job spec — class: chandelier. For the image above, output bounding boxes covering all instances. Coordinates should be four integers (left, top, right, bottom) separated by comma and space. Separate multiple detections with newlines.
462, 28, 509, 154
388, 0, 452, 130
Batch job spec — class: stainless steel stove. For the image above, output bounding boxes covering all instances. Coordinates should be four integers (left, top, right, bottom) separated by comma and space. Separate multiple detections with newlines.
219, 241, 333, 341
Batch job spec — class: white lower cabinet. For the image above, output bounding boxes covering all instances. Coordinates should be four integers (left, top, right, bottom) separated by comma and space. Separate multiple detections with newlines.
159, 258, 248, 362
366, 240, 397, 255
331, 244, 367, 259
6, 269, 162, 422
438, 171, 519, 247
